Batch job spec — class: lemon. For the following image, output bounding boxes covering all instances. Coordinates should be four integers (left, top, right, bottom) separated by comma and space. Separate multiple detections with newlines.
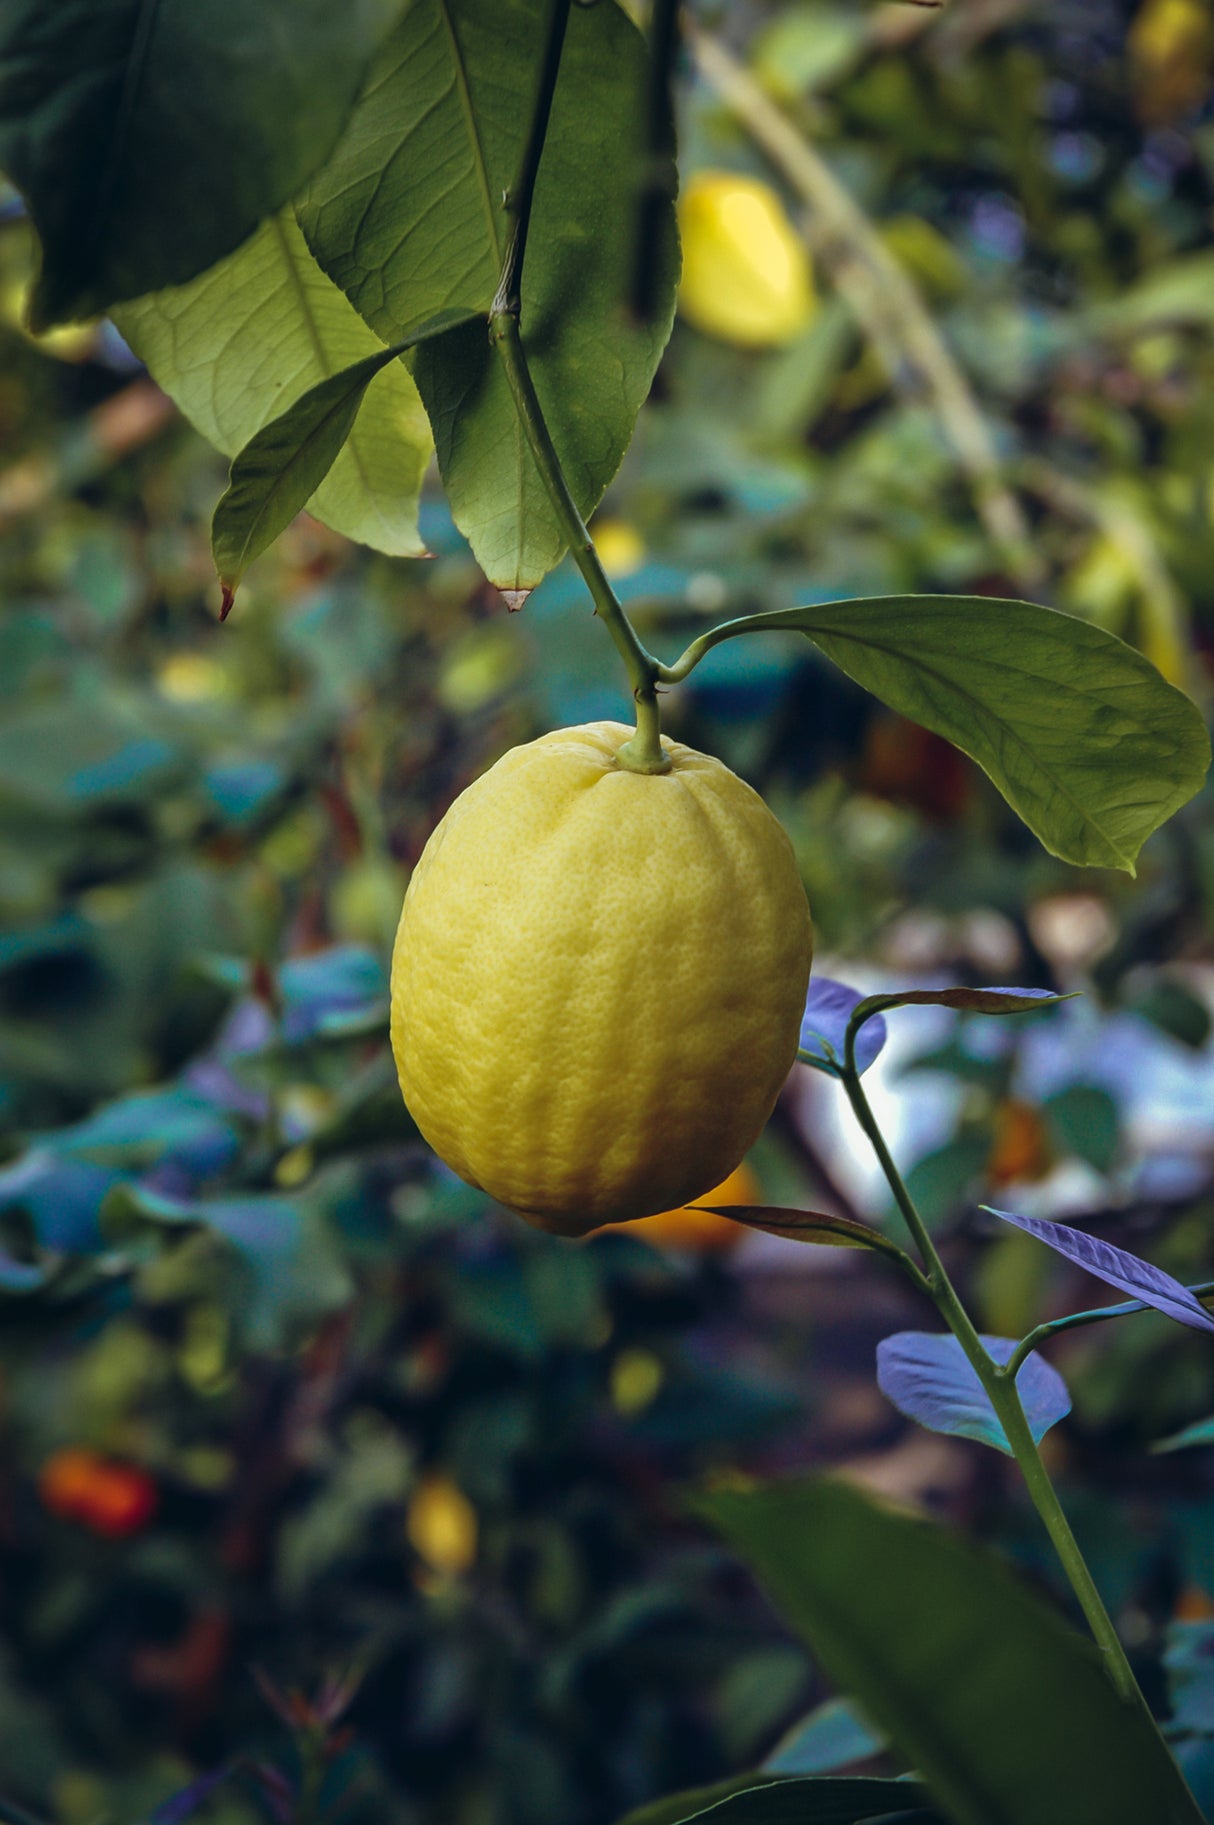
678, 171, 814, 349
391, 723, 812, 1237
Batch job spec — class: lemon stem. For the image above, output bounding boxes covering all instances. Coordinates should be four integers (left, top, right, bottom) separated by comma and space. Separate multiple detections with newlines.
488, 0, 670, 775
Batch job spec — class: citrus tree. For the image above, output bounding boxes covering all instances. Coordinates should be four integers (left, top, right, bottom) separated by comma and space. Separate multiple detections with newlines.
1, 2, 1213, 1823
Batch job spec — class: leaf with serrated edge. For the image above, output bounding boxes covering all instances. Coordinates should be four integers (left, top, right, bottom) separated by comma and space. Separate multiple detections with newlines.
696, 1476, 1205, 1825
876, 1332, 1071, 1455
114, 213, 432, 559
0, 0, 401, 327
694, 596, 1209, 872
297, 0, 678, 590
985, 1207, 1214, 1334
213, 308, 476, 589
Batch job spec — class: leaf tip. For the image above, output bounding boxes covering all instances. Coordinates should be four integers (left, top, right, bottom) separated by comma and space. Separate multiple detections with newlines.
500, 588, 531, 613
218, 584, 237, 623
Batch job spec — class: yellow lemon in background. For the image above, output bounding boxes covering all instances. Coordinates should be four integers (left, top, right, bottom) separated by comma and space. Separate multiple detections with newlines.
407, 1474, 478, 1577
1129, 0, 1214, 120
390, 723, 812, 1237
678, 170, 815, 348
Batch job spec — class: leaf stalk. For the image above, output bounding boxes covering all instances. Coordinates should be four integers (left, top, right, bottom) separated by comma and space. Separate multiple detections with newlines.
489, 0, 669, 772
838, 1037, 1151, 1714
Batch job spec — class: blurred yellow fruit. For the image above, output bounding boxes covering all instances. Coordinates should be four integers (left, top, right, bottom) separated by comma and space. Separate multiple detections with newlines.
390, 722, 813, 1236
1129, 0, 1214, 120
592, 518, 646, 579
678, 171, 814, 348
407, 1473, 478, 1576
633, 1161, 761, 1254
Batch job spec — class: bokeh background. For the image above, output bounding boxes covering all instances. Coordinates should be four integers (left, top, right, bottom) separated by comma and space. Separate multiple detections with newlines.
3, 1, 1214, 1820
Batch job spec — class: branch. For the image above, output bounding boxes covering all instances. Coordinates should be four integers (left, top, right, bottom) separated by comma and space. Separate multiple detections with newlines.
687, 25, 1043, 591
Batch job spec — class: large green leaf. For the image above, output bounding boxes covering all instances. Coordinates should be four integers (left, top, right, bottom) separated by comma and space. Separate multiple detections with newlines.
114, 213, 432, 560
685, 596, 1209, 872
211, 308, 474, 598
696, 1477, 1203, 1825
0, 0, 402, 328
297, 0, 678, 590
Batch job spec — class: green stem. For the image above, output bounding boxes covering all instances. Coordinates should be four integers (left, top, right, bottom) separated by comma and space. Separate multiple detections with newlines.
490, 316, 669, 772
493, 0, 573, 316
839, 1053, 1148, 1712
1007, 1281, 1214, 1382
487, 0, 668, 773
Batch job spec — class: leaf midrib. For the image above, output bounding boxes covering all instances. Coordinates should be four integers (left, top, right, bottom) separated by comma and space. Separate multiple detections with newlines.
270, 214, 380, 503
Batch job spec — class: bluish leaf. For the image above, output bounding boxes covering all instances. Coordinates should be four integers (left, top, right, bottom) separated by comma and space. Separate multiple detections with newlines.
798, 979, 886, 1077
149, 1765, 233, 1825
1152, 1417, 1214, 1454
984, 1207, 1214, 1335
876, 1332, 1071, 1454
763, 1699, 885, 1776
0, 1151, 120, 1251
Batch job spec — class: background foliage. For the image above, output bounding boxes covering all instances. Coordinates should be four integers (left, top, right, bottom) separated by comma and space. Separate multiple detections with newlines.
3, 1, 1214, 1821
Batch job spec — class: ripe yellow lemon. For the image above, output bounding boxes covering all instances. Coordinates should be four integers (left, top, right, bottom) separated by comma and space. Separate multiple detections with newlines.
391, 723, 812, 1237
678, 171, 814, 349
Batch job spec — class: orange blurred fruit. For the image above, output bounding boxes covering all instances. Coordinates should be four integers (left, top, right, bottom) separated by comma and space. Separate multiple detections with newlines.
632, 1162, 761, 1253
39, 1448, 158, 1538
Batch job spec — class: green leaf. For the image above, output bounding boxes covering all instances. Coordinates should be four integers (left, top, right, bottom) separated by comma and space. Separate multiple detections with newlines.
697, 1205, 909, 1266
297, 0, 678, 590
211, 307, 476, 594
691, 596, 1209, 872
0, 0, 403, 328
696, 1476, 1204, 1825
616, 1776, 937, 1825
115, 213, 432, 560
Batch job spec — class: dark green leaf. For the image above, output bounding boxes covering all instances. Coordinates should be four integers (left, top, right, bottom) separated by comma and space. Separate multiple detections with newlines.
0, 0, 403, 327
211, 308, 476, 592
692, 597, 1209, 872
297, 0, 678, 589
695, 1476, 1203, 1825
617, 1776, 936, 1825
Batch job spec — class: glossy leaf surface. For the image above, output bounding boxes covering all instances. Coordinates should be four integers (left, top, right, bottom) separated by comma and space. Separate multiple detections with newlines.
0, 0, 401, 327
115, 213, 431, 558
698, 596, 1209, 872
297, 0, 678, 589
985, 1207, 1214, 1334
697, 1476, 1204, 1825
876, 1332, 1071, 1454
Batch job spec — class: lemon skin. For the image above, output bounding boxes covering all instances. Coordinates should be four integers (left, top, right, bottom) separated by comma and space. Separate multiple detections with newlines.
391, 723, 812, 1237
